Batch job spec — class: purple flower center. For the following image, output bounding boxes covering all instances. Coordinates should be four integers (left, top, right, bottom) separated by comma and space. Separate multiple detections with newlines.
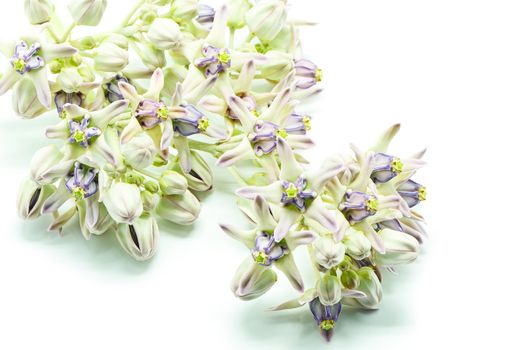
68, 116, 102, 148
195, 44, 231, 77
251, 232, 287, 265
280, 176, 316, 211
339, 190, 379, 223
135, 99, 167, 129
65, 163, 98, 200
10, 40, 44, 75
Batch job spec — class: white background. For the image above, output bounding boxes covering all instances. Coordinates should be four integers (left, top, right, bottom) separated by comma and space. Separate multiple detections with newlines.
0, 0, 526, 349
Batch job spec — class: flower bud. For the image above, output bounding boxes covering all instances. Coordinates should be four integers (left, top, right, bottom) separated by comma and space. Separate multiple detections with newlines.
12, 78, 48, 118
227, 0, 251, 29
314, 236, 346, 270
56, 68, 84, 93
343, 227, 372, 260
231, 257, 277, 301
353, 267, 382, 309
170, 0, 199, 21
104, 34, 129, 50
258, 51, 293, 82
24, 0, 53, 25
160, 171, 188, 195
17, 179, 55, 219
72, 36, 96, 50
139, 45, 167, 70
372, 229, 420, 266
30, 145, 64, 185
179, 151, 213, 192
94, 43, 129, 72
122, 134, 156, 169
68, 0, 108, 26
116, 214, 159, 261
141, 190, 159, 212
316, 275, 342, 306
157, 190, 200, 225
340, 270, 360, 290
103, 182, 143, 224
146, 18, 182, 50
245, 0, 287, 42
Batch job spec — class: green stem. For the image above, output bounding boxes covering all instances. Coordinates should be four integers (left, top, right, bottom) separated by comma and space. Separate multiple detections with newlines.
229, 28, 236, 48
60, 21, 77, 43
244, 32, 255, 43
228, 167, 248, 186
46, 26, 60, 43
120, 0, 145, 28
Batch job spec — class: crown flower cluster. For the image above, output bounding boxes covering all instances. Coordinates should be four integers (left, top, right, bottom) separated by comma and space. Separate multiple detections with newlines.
6, 0, 428, 341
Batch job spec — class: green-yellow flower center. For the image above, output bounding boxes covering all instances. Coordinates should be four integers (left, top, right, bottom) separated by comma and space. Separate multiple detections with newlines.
157, 105, 168, 119
315, 68, 323, 83
198, 118, 209, 132
285, 183, 298, 199
418, 186, 427, 201
391, 157, 403, 174
12, 58, 26, 72
366, 196, 379, 213
302, 116, 312, 131
253, 251, 269, 265
71, 186, 85, 201
73, 130, 86, 143
218, 50, 230, 65
276, 128, 288, 139
320, 319, 335, 331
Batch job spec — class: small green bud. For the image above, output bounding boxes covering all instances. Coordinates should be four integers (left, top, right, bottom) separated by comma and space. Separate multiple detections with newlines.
340, 270, 360, 290
144, 181, 159, 193
69, 54, 83, 67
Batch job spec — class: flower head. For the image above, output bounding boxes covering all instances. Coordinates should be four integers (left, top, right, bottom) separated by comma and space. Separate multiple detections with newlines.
65, 163, 98, 200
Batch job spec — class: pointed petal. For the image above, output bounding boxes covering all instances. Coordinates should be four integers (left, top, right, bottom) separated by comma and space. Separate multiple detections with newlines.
277, 137, 303, 181
273, 208, 299, 242
226, 95, 257, 132
253, 195, 277, 231
205, 4, 227, 47
91, 99, 129, 129
41, 183, 71, 214
235, 181, 282, 202
305, 196, 337, 232
274, 253, 304, 292
286, 230, 317, 251
29, 68, 51, 108
216, 137, 254, 167
270, 289, 317, 311
42, 43, 77, 60
219, 224, 255, 249
372, 123, 400, 153
144, 68, 164, 100
0, 69, 22, 95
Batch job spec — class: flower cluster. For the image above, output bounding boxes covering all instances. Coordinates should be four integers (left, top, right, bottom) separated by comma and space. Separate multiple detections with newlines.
7, 0, 427, 341
221, 124, 427, 340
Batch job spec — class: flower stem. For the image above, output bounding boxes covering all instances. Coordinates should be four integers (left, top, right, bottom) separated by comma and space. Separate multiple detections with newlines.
229, 28, 236, 48
60, 21, 77, 43
228, 167, 248, 186
120, 0, 145, 28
